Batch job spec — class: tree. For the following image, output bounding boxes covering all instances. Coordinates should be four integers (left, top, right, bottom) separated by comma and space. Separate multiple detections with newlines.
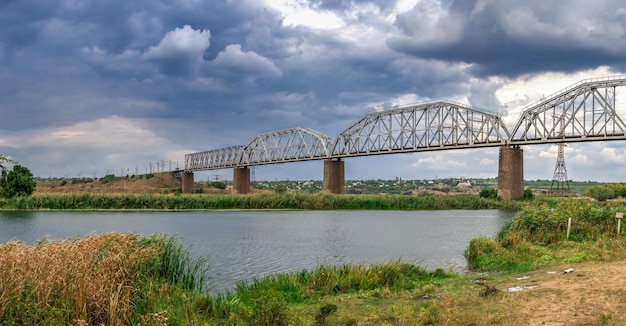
1, 164, 36, 198
0, 154, 15, 171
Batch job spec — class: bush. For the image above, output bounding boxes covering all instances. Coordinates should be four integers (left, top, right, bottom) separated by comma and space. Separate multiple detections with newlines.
0, 165, 35, 198
274, 185, 287, 193
100, 174, 117, 184
588, 187, 615, 201
208, 181, 227, 189
524, 188, 534, 200
479, 188, 498, 199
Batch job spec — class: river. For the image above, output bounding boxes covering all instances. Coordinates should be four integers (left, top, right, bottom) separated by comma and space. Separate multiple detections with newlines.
0, 209, 515, 293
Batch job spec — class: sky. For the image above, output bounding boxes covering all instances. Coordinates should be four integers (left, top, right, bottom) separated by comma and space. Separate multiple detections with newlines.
1, 0, 626, 182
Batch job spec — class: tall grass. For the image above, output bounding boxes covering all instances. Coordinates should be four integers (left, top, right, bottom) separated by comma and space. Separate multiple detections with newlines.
0, 192, 513, 210
466, 198, 626, 272
200, 262, 454, 325
0, 233, 207, 325
0, 233, 454, 325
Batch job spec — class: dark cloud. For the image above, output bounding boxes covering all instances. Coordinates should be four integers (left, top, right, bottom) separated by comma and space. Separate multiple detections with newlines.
389, 0, 626, 77
0, 0, 625, 180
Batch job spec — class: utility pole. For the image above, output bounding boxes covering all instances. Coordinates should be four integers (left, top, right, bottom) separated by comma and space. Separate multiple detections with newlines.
551, 143, 570, 193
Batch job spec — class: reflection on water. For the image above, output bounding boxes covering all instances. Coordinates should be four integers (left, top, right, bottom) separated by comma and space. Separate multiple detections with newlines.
0, 209, 515, 293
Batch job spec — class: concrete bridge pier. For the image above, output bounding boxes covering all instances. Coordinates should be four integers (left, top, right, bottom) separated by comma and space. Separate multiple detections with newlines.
498, 145, 524, 201
233, 167, 251, 194
182, 171, 194, 194
323, 158, 345, 194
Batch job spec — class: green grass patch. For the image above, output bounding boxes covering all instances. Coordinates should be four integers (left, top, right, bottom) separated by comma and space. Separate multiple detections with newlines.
466, 198, 626, 272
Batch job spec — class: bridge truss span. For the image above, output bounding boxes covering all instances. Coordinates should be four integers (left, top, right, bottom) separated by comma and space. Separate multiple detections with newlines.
239, 127, 333, 166
184, 145, 243, 171
331, 101, 510, 157
510, 75, 626, 144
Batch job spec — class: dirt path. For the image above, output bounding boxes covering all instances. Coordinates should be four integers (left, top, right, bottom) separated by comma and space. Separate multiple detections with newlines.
497, 261, 626, 325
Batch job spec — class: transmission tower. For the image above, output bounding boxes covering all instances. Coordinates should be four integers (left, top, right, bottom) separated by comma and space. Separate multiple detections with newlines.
551, 143, 570, 192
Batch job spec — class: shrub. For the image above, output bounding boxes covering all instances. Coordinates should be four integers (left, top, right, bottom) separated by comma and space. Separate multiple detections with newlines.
208, 181, 227, 189
100, 174, 117, 184
524, 188, 534, 200
588, 187, 615, 201
479, 188, 498, 199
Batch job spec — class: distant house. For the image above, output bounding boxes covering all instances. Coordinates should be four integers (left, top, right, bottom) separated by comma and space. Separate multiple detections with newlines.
457, 181, 471, 187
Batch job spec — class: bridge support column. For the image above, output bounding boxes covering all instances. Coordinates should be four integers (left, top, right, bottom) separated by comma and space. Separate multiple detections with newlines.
182, 171, 194, 194
233, 167, 251, 194
498, 145, 524, 201
323, 159, 345, 194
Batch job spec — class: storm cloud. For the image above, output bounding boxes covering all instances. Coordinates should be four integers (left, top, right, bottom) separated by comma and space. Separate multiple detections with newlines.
0, 0, 625, 182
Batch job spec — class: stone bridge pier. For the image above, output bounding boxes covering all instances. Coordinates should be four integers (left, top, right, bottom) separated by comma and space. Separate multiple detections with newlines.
182, 171, 194, 194
233, 167, 251, 194
497, 145, 524, 200
322, 158, 344, 194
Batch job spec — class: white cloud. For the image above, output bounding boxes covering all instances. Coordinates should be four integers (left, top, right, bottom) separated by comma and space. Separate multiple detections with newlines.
496, 66, 620, 123
479, 158, 494, 166
264, 0, 345, 29
0, 116, 190, 177
142, 25, 211, 76
143, 25, 210, 60
413, 155, 466, 170
599, 147, 626, 164
211, 44, 281, 76
571, 153, 591, 165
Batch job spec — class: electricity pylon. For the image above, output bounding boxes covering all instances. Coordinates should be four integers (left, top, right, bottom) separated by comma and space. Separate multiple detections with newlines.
551, 143, 570, 192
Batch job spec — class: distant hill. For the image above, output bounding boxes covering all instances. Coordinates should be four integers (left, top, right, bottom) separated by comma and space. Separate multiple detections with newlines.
36, 173, 184, 194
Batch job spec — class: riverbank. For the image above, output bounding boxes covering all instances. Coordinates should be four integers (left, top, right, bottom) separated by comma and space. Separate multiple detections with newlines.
0, 192, 521, 210
3, 198, 624, 324
2, 233, 625, 325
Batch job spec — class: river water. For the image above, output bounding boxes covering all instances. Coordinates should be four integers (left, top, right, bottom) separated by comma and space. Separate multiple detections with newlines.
0, 210, 515, 293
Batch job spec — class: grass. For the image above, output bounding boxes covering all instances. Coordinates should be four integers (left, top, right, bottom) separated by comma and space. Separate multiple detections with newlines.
466, 198, 626, 272
0, 232, 457, 325
0, 233, 207, 325
0, 192, 518, 210
5, 197, 626, 324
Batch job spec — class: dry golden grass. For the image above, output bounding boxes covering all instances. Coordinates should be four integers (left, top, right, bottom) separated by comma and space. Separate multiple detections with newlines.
35, 173, 184, 195
0, 233, 160, 325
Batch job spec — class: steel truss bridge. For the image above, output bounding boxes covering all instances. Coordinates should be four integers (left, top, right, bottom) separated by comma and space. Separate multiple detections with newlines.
185, 76, 626, 171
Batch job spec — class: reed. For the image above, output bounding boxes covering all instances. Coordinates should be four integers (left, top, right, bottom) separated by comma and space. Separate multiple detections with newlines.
0, 192, 509, 210
0, 233, 207, 325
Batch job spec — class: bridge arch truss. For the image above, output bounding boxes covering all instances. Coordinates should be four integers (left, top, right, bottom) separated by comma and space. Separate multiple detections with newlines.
239, 127, 333, 166
184, 145, 243, 171
331, 101, 510, 157
509, 76, 626, 144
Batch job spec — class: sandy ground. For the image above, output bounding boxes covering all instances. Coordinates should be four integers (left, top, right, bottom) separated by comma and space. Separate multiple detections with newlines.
493, 260, 626, 325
